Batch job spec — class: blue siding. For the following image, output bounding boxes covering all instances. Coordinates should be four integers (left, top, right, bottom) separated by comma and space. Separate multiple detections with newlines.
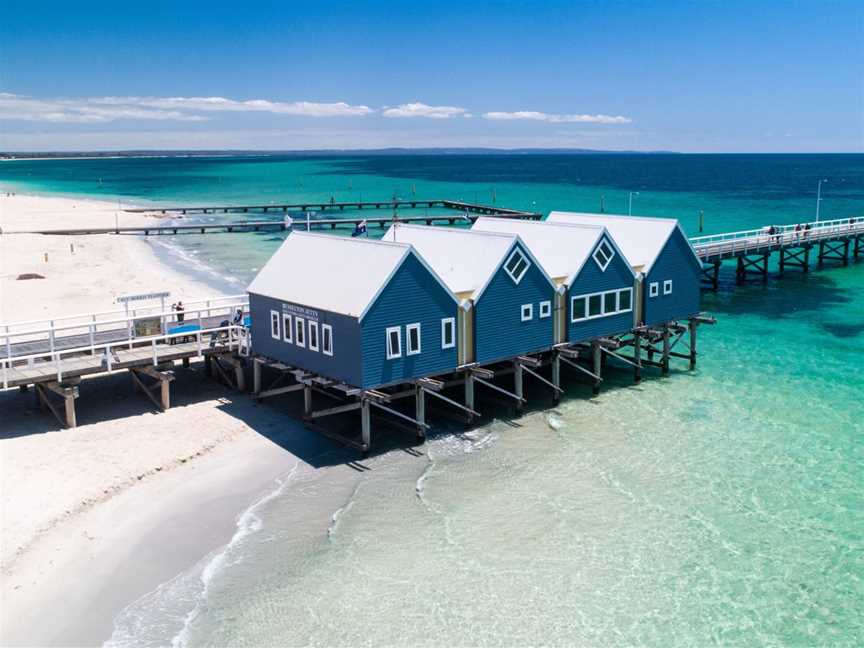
360, 253, 459, 388
643, 228, 702, 326
567, 239, 635, 342
473, 244, 555, 364
249, 293, 363, 387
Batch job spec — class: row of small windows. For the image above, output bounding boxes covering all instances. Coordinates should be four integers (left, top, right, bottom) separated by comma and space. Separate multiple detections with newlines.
649, 280, 673, 297
571, 288, 633, 322
521, 300, 552, 322
386, 318, 456, 360
270, 311, 333, 356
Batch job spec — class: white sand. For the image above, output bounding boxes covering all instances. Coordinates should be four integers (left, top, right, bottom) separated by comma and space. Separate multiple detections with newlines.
0, 194, 336, 645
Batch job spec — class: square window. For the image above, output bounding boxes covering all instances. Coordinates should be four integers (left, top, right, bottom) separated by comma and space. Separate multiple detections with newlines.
295, 316, 306, 347
649, 282, 659, 298
618, 288, 633, 312
588, 294, 602, 317
521, 304, 533, 321
386, 326, 402, 359
603, 292, 617, 314
270, 310, 281, 340
282, 313, 293, 343
663, 279, 673, 295
539, 301, 551, 318
571, 296, 587, 322
504, 248, 531, 284
441, 317, 456, 349
592, 239, 616, 271
308, 321, 319, 352
322, 324, 333, 356
406, 323, 421, 355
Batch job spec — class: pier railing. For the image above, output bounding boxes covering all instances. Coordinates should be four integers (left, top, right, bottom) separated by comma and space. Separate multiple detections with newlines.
1, 323, 245, 390
690, 216, 864, 260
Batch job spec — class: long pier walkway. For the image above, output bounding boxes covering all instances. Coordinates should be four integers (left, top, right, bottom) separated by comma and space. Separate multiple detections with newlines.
690, 216, 863, 287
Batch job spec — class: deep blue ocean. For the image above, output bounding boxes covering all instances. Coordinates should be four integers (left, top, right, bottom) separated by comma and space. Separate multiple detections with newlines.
2, 154, 862, 647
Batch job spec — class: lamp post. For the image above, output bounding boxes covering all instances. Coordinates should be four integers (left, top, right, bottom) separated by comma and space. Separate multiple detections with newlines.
628, 192, 640, 216
815, 178, 828, 223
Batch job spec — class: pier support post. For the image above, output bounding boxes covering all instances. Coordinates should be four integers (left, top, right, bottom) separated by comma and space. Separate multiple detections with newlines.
253, 357, 263, 396
633, 333, 642, 383
360, 399, 371, 452
551, 353, 561, 404
688, 320, 697, 370
661, 326, 671, 375
303, 385, 313, 418
711, 260, 720, 290
415, 386, 426, 438
591, 341, 602, 396
464, 372, 475, 420
514, 361, 524, 412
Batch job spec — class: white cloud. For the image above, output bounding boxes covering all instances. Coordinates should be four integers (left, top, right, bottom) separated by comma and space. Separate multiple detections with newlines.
381, 102, 470, 119
482, 111, 632, 124
0, 93, 374, 123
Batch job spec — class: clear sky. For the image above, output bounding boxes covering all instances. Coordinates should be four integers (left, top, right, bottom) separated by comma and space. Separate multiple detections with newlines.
1, 0, 861, 152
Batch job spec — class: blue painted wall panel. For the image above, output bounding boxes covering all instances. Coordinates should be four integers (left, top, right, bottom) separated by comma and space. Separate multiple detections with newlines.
249, 293, 363, 386
567, 239, 636, 342
473, 244, 555, 364
643, 228, 702, 326
361, 253, 459, 388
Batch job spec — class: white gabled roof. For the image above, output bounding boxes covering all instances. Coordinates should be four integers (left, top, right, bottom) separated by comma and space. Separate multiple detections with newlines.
247, 232, 456, 319
546, 212, 685, 272
472, 216, 611, 285
380, 224, 517, 296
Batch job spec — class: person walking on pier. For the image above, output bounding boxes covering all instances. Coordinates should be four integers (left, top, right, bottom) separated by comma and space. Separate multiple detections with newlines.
804, 223, 812, 239
794, 223, 802, 241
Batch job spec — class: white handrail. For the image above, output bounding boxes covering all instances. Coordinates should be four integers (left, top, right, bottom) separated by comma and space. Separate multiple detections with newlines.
690, 216, 863, 246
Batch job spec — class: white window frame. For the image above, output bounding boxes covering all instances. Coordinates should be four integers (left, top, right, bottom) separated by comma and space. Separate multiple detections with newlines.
441, 317, 456, 350
504, 248, 531, 284
592, 239, 616, 271
270, 310, 281, 340
282, 313, 293, 343
521, 303, 533, 321
386, 326, 402, 360
617, 288, 633, 313
663, 279, 673, 295
295, 316, 306, 348
602, 291, 618, 315
539, 300, 551, 318
406, 323, 421, 356
308, 321, 319, 352
571, 295, 588, 322
649, 282, 660, 298
322, 324, 333, 356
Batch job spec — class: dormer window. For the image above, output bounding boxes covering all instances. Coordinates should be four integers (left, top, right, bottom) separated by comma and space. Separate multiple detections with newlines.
504, 248, 531, 284
592, 239, 615, 271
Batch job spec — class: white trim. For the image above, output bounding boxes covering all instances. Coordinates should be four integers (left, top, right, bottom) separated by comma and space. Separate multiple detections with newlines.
308, 320, 319, 352
504, 247, 531, 284
441, 317, 456, 349
270, 310, 281, 340
539, 301, 551, 318
565, 227, 638, 289
592, 238, 615, 271
521, 304, 533, 321
474, 237, 558, 304
571, 288, 634, 323
322, 324, 333, 356
663, 279, 673, 295
282, 313, 293, 343
649, 282, 659, 297
386, 326, 402, 359
295, 316, 306, 348
406, 323, 421, 355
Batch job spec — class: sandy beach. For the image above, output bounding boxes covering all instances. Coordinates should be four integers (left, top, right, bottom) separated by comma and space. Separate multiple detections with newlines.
0, 194, 343, 645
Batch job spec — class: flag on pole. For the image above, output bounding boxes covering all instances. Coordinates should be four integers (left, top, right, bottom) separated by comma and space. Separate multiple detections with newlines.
352, 220, 368, 237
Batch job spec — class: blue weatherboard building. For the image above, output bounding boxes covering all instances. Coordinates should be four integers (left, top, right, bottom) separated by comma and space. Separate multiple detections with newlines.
247, 232, 460, 389
471, 217, 637, 344
381, 224, 558, 365
546, 213, 703, 327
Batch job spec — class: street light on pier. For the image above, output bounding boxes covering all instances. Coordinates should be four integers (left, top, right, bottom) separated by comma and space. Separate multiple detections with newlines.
628, 191, 640, 216
815, 178, 828, 223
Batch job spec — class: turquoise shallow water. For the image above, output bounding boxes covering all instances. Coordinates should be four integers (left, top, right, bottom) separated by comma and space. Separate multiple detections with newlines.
2, 155, 863, 646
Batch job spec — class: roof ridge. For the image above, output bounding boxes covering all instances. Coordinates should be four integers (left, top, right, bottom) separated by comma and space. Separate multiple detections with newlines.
393, 223, 516, 240
292, 230, 410, 249
551, 211, 678, 224
479, 216, 602, 230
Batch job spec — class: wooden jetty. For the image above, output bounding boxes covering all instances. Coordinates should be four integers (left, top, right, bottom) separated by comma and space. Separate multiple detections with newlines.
691, 216, 863, 288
